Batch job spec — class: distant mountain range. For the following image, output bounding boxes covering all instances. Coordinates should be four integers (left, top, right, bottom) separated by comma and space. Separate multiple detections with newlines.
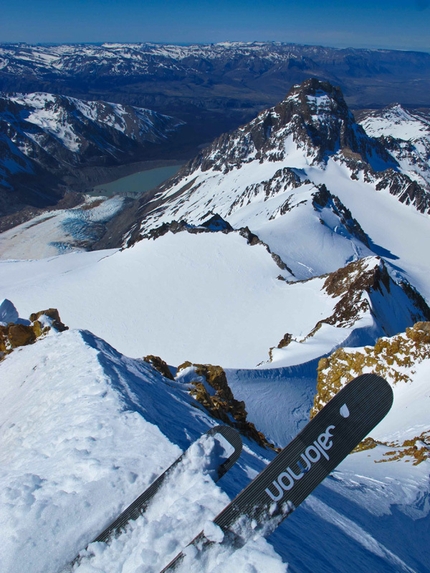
1, 42, 429, 159
1, 42, 429, 110
1, 42, 429, 229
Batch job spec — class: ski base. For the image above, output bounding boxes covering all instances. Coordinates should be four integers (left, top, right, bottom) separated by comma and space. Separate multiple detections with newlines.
160, 374, 393, 572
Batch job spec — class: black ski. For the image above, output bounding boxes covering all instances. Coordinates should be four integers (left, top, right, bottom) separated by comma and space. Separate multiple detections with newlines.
160, 373, 394, 572
69, 425, 242, 569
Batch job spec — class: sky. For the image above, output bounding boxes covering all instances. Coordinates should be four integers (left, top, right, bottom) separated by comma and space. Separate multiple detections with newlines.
0, 0, 429, 52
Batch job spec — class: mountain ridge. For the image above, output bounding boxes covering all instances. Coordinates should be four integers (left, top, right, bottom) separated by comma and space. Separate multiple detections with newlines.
0, 92, 184, 226
124, 79, 429, 261
0, 79, 429, 571
1, 42, 429, 167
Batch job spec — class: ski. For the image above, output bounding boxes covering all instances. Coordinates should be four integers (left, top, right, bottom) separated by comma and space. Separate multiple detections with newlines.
69, 425, 242, 568
160, 373, 394, 572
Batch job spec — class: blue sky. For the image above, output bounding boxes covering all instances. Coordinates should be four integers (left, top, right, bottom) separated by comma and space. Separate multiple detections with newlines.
1, 0, 429, 52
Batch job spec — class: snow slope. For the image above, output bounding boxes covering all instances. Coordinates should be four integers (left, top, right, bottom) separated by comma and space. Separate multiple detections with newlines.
0, 321, 428, 573
0, 328, 285, 573
360, 105, 430, 191
0, 233, 424, 370
0, 232, 336, 368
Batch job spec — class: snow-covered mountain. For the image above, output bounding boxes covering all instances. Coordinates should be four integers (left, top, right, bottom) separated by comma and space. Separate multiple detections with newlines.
122, 80, 429, 299
5, 92, 182, 155
0, 77, 429, 573
1, 42, 429, 110
132, 79, 429, 237
360, 104, 430, 192
0, 92, 183, 224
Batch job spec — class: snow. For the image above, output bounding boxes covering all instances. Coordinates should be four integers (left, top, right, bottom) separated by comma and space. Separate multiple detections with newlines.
225, 362, 319, 448
0, 328, 286, 573
303, 496, 417, 573
133, 129, 430, 302
0, 329, 180, 573
2, 92, 181, 166
368, 358, 430, 445
0, 232, 343, 368
0, 197, 125, 260
0, 76, 429, 573
306, 158, 430, 300
361, 105, 430, 141
1, 319, 428, 573
360, 105, 430, 190
11, 93, 82, 152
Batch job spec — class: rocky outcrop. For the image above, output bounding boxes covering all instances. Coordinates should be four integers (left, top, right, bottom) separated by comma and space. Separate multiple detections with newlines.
141, 214, 233, 242
306, 257, 430, 336
178, 362, 278, 451
314, 322, 430, 400
29, 308, 69, 333
374, 170, 430, 214
143, 354, 174, 380
310, 322, 430, 464
312, 184, 369, 246
0, 301, 68, 360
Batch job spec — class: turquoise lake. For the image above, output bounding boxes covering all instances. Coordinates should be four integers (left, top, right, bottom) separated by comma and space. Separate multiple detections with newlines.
93, 164, 182, 196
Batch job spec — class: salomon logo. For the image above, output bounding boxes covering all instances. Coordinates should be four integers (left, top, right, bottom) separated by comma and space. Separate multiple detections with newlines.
265, 425, 335, 502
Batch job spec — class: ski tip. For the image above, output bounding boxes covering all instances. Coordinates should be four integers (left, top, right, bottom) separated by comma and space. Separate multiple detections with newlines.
209, 426, 243, 478
347, 373, 394, 416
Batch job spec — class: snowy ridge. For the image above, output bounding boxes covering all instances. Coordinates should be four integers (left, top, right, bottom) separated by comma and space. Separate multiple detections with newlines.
0, 327, 286, 573
360, 105, 430, 191
0, 311, 429, 572
2, 92, 182, 156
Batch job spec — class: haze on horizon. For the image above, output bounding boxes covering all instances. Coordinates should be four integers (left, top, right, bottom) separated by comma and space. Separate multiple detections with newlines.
1, 0, 429, 53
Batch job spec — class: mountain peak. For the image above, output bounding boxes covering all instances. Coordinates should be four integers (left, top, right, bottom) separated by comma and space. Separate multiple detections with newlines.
286, 77, 347, 115
274, 78, 394, 167
178, 78, 393, 182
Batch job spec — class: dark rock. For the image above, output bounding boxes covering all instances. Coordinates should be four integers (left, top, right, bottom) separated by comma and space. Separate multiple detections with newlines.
144, 355, 175, 380
29, 309, 69, 332
186, 363, 278, 451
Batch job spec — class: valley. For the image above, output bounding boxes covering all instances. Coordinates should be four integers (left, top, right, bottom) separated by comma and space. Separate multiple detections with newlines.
1, 42, 430, 231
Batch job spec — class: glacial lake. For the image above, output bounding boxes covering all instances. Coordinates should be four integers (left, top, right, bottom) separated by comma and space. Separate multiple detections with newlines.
93, 164, 182, 197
